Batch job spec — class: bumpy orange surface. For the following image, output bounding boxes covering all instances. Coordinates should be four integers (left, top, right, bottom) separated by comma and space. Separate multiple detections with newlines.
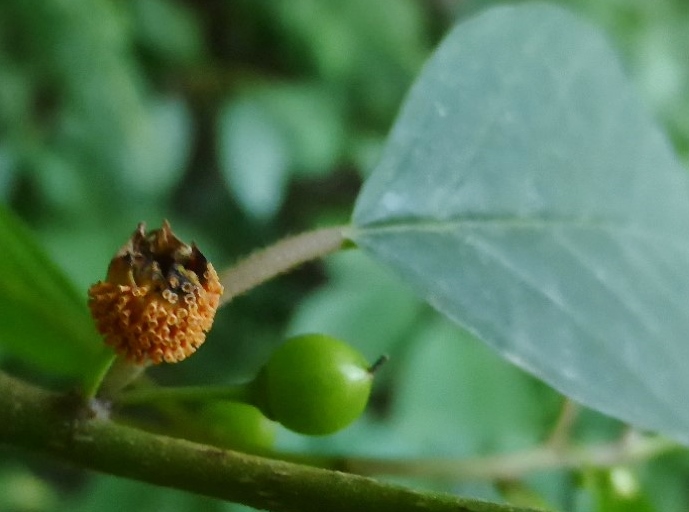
88, 221, 223, 364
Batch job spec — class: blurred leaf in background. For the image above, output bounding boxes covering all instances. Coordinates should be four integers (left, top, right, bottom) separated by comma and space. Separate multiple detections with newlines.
218, 82, 347, 220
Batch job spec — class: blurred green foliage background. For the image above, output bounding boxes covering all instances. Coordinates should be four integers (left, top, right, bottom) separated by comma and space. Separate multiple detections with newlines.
1, 1, 689, 511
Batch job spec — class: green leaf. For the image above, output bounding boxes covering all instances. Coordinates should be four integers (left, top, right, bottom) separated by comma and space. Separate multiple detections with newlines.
5, 0, 152, 206
217, 83, 346, 220
390, 317, 555, 456
352, 4, 689, 443
120, 96, 192, 196
218, 95, 292, 220
273, 0, 428, 119
58, 476, 225, 512
583, 468, 657, 512
0, 144, 16, 200
0, 465, 58, 511
0, 205, 101, 377
129, 0, 204, 65
255, 83, 345, 178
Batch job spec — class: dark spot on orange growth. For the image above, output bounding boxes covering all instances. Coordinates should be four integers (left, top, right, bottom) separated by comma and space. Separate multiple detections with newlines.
87, 221, 223, 364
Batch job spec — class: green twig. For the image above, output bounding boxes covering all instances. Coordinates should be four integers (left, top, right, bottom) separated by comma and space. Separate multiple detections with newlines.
81, 351, 116, 401
116, 384, 252, 406
545, 399, 580, 449
0, 371, 535, 512
96, 357, 149, 400
342, 434, 678, 481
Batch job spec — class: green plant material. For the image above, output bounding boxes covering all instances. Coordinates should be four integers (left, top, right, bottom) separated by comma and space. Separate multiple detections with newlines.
0, 371, 540, 512
218, 94, 291, 220
391, 318, 557, 456
1, 0, 164, 207
287, 250, 422, 360
129, 0, 204, 66
121, 96, 193, 196
0, 0, 191, 215
0, 144, 16, 200
640, 451, 689, 512
0, 54, 31, 134
583, 468, 657, 512
250, 334, 374, 435
0, 204, 101, 377
186, 401, 277, 453
56, 474, 226, 512
113, 331, 373, 442
254, 83, 346, 177
219, 226, 349, 305
217, 83, 345, 220
352, 4, 689, 444
568, 0, 689, 160
495, 480, 553, 511
272, 0, 428, 120
115, 383, 252, 407
342, 433, 677, 483
0, 466, 58, 512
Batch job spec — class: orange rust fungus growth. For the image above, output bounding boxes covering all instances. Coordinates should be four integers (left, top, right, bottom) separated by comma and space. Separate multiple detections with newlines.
88, 221, 224, 364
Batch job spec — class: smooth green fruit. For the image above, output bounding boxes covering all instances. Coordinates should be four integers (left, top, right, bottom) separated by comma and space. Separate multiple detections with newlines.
251, 334, 374, 435
188, 401, 277, 453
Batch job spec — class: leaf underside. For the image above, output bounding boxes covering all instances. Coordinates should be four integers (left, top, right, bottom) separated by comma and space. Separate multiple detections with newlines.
353, 4, 689, 444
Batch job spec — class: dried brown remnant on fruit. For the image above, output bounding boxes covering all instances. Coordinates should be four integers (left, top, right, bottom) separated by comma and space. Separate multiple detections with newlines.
88, 221, 223, 364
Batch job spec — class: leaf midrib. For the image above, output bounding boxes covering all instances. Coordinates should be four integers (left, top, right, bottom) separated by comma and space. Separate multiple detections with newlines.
354, 216, 689, 249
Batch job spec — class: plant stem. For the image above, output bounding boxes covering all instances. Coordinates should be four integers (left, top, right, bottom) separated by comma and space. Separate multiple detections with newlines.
368, 354, 390, 374
0, 371, 533, 512
218, 226, 351, 306
545, 399, 579, 449
116, 384, 252, 407
81, 351, 116, 401
96, 357, 149, 400
342, 433, 678, 481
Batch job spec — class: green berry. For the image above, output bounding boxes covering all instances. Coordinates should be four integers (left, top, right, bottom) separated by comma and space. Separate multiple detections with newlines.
190, 402, 277, 453
250, 334, 374, 436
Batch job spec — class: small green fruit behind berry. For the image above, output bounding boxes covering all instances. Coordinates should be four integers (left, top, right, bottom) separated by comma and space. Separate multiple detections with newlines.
196, 401, 277, 453
251, 333, 374, 436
